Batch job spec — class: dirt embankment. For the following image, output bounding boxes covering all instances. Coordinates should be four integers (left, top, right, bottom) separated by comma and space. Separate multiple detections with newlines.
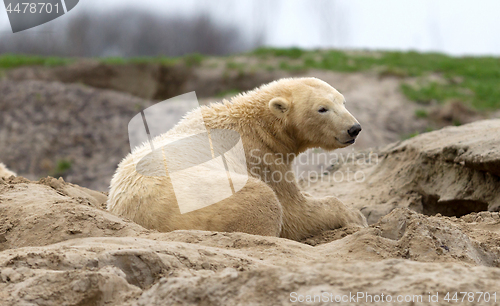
4, 60, 288, 100
0, 80, 154, 191
1, 64, 433, 190
1, 120, 499, 305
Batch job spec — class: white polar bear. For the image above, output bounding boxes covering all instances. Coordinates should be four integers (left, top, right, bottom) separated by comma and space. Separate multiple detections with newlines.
108, 78, 367, 241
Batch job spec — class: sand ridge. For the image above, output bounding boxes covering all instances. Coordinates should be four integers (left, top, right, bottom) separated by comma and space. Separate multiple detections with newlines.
1, 120, 500, 305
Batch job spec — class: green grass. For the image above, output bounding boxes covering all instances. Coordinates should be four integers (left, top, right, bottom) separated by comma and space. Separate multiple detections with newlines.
401, 126, 435, 140
401, 82, 472, 105
182, 53, 204, 67
49, 159, 72, 178
226, 61, 246, 70
99, 56, 178, 66
0, 53, 182, 68
2, 48, 500, 110
0, 54, 74, 69
215, 89, 240, 98
415, 109, 429, 118
253, 47, 305, 59
278, 61, 305, 71
401, 131, 421, 140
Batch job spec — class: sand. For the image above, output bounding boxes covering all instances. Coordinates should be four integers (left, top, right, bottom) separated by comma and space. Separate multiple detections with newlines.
1, 120, 499, 305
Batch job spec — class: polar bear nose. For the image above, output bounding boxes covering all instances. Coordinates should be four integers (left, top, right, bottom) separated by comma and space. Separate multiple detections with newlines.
347, 124, 362, 137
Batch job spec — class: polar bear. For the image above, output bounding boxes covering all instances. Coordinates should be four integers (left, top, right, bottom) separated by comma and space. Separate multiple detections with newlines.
0, 163, 16, 178
108, 78, 367, 241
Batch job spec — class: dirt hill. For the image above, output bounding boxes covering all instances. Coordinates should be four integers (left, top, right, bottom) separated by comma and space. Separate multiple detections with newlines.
0, 67, 431, 191
1, 120, 499, 305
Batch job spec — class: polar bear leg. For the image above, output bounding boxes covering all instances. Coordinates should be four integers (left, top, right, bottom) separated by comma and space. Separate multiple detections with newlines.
281, 194, 367, 240
217, 177, 283, 236
177, 176, 283, 237
111, 174, 283, 237
320, 196, 368, 228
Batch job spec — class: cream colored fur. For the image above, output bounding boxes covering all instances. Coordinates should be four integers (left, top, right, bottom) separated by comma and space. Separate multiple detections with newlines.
0, 163, 16, 178
108, 77, 367, 241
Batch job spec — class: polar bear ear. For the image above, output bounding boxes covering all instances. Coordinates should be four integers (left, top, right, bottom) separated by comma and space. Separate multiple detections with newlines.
269, 97, 290, 118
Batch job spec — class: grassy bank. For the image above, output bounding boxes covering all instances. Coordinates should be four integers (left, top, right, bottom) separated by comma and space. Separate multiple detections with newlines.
253, 48, 500, 110
0, 53, 196, 68
1, 48, 499, 110
0, 54, 73, 68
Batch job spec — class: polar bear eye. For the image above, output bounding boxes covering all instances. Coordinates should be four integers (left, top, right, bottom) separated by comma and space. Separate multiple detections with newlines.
318, 107, 328, 113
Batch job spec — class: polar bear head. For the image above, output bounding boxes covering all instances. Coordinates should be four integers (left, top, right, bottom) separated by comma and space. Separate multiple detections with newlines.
267, 78, 361, 151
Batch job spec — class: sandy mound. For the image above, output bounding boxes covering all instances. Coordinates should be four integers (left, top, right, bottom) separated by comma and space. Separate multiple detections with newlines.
0, 176, 147, 251
307, 119, 500, 224
1, 120, 500, 305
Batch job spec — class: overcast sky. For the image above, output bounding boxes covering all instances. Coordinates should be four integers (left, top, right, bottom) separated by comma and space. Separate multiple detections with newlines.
1, 0, 500, 56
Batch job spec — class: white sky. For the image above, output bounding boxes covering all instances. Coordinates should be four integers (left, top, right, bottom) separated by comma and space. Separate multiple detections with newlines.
1, 0, 500, 56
